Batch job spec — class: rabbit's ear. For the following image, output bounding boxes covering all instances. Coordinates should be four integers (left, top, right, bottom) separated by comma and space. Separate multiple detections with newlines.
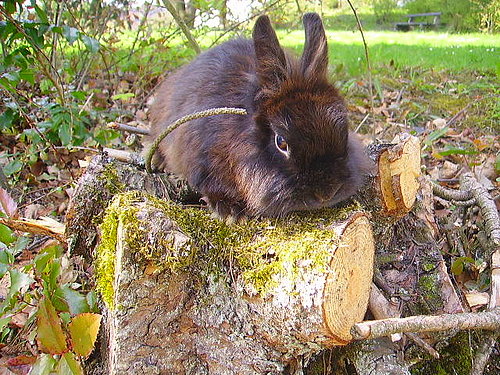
300, 13, 328, 79
253, 15, 287, 90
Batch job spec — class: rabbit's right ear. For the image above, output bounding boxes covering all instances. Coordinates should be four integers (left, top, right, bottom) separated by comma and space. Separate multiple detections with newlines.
253, 15, 287, 91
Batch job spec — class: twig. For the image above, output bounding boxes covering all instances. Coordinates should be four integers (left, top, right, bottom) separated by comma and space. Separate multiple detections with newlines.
145, 107, 247, 173
406, 332, 440, 359
452, 198, 477, 207
431, 179, 473, 201
103, 148, 145, 167
162, 0, 201, 54
469, 330, 499, 375
345, 0, 374, 137
107, 122, 150, 135
351, 308, 500, 340
460, 173, 500, 247
355, 113, 369, 133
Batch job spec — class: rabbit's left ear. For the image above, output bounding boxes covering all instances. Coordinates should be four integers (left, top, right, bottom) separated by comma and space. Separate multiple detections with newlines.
300, 13, 328, 79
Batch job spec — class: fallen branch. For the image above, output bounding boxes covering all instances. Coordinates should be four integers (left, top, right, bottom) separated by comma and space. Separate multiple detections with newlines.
107, 122, 150, 135
431, 179, 473, 201
460, 172, 500, 247
103, 148, 145, 167
351, 308, 500, 340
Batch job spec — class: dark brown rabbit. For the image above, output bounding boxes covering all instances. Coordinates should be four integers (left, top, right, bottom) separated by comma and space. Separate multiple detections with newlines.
148, 13, 372, 219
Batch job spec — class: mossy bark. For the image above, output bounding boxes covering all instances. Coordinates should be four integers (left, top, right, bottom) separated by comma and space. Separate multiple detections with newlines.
92, 192, 374, 374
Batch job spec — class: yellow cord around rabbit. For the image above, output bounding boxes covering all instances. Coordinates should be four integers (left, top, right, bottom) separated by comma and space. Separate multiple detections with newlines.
145, 107, 248, 173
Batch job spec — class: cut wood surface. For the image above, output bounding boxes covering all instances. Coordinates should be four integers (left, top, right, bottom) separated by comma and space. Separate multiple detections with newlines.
374, 133, 421, 216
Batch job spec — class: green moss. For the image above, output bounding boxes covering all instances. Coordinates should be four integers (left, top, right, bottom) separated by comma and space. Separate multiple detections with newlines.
417, 274, 443, 313
410, 332, 473, 375
97, 162, 125, 195
95, 190, 364, 303
94, 192, 141, 309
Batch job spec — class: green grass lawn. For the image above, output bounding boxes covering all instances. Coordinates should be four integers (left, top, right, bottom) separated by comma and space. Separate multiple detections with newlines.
278, 30, 500, 76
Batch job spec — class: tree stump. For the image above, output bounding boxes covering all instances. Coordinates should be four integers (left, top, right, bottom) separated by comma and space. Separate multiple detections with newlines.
65, 134, 423, 374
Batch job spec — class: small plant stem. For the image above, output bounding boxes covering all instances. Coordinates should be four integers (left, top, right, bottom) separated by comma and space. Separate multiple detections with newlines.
345, 0, 374, 137
162, 0, 201, 54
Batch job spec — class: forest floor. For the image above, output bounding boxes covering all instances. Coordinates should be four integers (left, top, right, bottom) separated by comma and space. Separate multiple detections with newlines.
0, 25, 498, 373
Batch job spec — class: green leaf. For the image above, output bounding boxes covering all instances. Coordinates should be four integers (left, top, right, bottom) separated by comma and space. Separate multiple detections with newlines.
58, 122, 72, 146
70, 91, 87, 101
3, 71, 20, 83
61, 26, 79, 45
34, 251, 54, 275
55, 352, 84, 375
3, 159, 23, 177
4, 0, 17, 15
0, 108, 16, 130
54, 285, 90, 315
424, 127, 449, 145
19, 69, 35, 84
86, 291, 98, 312
111, 92, 135, 100
1, 268, 33, 313
0, 247, 15, 265
68, 313, 102, 357
80, 34, 100, 53
36, 297, 68, 354
451, 256, 475, 275
30, 354, 57, 375
438, 147, 478, 156
0, 316, 11, 332
34, 5, 49, 24
0, 224, 15, 245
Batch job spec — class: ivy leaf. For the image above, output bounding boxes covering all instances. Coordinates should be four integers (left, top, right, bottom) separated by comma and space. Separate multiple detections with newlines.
36, 297, 68, 354
55, 352, 84, 375
29, 354, 57, 375
68, 313, 102, 358
0, 224, 15, 246
80, 34, 100, 53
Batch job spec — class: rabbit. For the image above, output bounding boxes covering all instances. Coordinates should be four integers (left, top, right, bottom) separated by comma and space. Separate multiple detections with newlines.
147, 13, 372, 220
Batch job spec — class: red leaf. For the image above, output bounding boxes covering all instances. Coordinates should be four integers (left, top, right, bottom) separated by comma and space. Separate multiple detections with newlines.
0, 187, 19, 218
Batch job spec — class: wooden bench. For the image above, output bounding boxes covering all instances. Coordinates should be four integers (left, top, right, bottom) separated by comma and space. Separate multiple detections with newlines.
395, 12, 442, 31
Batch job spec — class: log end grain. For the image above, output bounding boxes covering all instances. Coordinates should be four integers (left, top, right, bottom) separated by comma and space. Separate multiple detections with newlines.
322, 214, 375, 345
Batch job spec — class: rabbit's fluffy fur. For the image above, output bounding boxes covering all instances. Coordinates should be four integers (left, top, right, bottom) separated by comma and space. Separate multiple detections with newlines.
148, 13, 372, 219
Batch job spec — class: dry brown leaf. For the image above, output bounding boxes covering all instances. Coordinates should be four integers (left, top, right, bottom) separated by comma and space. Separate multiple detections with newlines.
0, 216, 66, 244
464, 292, 489, 308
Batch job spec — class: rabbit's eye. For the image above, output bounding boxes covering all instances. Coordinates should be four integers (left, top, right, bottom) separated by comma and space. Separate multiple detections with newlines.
275, 134, 289, 156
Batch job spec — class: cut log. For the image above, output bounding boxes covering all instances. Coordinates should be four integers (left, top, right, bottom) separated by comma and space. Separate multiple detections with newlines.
94, 192, 374, 374
364, 134, 421, 218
